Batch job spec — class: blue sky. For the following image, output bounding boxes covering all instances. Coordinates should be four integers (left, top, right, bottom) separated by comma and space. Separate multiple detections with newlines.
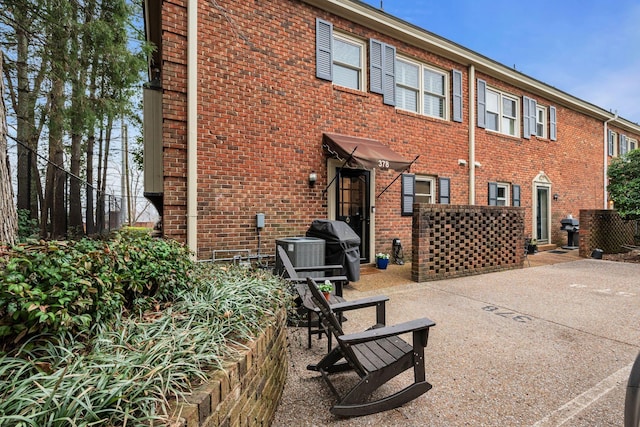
362, 0, 640, 125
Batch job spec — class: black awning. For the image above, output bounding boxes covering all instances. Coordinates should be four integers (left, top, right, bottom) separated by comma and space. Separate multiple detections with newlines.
323, 133, 413, 172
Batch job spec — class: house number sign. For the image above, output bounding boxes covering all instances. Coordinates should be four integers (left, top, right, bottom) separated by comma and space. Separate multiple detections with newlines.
378, 159, 390, 169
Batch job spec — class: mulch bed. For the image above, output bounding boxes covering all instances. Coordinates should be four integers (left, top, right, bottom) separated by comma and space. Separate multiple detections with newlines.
603, 251, 640, 264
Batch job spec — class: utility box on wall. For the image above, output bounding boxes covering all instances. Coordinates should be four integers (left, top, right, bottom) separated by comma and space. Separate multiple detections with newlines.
143, 87, 163, 194
275, 237, 325, 278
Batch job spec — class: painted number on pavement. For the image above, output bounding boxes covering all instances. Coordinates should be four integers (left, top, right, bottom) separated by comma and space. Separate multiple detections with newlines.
482, 306, 532, 323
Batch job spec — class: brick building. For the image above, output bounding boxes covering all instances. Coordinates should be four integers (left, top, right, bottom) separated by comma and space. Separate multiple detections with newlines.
142, 0, 640, 263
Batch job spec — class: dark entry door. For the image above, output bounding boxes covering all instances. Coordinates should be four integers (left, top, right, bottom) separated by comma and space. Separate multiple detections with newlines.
336, 168, 370, 263
536, 186, 550, 244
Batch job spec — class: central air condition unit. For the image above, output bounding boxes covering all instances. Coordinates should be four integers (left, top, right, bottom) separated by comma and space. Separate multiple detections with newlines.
275, 237, 325, 278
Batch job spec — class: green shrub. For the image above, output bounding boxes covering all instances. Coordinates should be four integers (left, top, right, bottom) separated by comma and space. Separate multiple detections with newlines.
0, 265, 290, 426
0, 231, 195, 345
17, 209, 39, 242
107, 231, 194, 308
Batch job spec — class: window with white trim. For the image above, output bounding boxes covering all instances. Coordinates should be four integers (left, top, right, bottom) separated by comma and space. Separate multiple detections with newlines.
332, 32, 365, 91
395, 56, 448, 119
620, 134, 629, 156
608, 130, 617, 156
536, 105, 547, 138
496, 183, 509, 206
415, 175, 436, 203
630, 138, 637, 151
486, 88, 519, 136
488, 182, 520, 206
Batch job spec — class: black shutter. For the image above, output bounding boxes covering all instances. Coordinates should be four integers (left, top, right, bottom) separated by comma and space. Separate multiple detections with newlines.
512, 184, 521, 207
452, 69, 463, 122
401, 174, 415, 216
316, 18, 333, 81
488, 182, 498, 206
523, 96, 531, 138
370, 39, 383, 94
382, 44, 396, 106
477, 79, 486, 128
438, 177, 450, 204
549, 106, 557, 141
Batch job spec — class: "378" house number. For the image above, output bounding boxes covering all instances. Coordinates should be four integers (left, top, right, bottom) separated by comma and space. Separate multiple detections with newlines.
378, 159, 390, 169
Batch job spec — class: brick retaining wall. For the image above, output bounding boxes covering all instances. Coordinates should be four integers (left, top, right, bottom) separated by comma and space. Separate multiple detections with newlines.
171, 308, 288, 426
412, 204, 525, 282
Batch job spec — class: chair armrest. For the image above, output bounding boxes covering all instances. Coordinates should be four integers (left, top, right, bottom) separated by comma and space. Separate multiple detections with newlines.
293, 264, 343, 273
338, 317, 435, 345
330, 295, 388, 312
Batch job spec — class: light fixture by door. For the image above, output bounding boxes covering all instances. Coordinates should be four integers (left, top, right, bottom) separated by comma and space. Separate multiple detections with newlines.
553, 193, 559, 201
309, 171, 317, 187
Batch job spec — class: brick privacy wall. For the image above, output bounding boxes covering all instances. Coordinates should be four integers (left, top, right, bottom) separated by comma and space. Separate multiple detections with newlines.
171, 308, 288, 427
578, 210, 638, 257
412, 205, 525, 282
157, 0, 640, 260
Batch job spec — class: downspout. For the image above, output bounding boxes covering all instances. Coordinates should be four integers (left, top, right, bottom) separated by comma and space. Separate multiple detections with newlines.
187, 0, 198, 257
468, 65, 476, 204
603, 112, 617, 209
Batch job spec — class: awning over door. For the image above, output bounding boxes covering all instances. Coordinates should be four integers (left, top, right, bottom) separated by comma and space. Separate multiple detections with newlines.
323, 133, 412, 172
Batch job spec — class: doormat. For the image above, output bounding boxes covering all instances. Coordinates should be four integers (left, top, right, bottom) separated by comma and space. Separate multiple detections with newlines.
549, 250, 568, 254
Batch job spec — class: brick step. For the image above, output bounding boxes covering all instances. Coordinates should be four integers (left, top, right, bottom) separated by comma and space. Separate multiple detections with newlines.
537, 244, 558, 252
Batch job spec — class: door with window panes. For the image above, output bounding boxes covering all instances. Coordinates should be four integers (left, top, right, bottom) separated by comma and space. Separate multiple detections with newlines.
336, 168, 370, 263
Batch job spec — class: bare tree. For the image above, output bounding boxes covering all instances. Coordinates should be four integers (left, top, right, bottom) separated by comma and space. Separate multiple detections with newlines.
0, 51, 18, 245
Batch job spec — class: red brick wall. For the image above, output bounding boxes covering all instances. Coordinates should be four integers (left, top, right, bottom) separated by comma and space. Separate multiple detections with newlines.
157, 0, 640, 260
412, 204, 525, 282
579, 209, 637, 257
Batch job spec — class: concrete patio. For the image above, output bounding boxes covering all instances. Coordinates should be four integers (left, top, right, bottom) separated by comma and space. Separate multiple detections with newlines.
272, 251, 640, 426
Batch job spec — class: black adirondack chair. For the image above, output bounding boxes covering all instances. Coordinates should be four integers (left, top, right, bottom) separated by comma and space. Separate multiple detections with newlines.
277, 245, 387, 350
305, 277, 436, 417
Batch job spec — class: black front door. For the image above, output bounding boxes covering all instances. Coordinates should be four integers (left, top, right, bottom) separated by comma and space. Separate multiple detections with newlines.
336, 168, 370, 262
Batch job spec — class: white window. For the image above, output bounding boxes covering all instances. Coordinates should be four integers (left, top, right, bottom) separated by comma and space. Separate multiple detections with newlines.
630, 138, 638, 151
332, 33, 365, 90
536, 106, 547, 138
396, 57, 448, 119
496, 183, 510, 206
415, 176, 436, 203
620, 135, 629, 156
609, 131, 617, 156
396, 59, 419, 112
486, 88, 519, 136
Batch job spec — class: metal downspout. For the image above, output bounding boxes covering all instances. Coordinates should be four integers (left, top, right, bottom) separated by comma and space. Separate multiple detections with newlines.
187, 0, 198, 256
603, 113, 617, 209
469, 65, 476, 204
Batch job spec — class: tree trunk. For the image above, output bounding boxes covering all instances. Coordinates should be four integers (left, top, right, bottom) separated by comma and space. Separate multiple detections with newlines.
44, 0, 69, 239
0, 51, 18, 246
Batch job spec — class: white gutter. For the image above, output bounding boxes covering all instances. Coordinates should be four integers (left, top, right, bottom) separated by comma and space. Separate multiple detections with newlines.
603, 112, 618, 209
187, 0, 198, 257
469, 65, 475, 205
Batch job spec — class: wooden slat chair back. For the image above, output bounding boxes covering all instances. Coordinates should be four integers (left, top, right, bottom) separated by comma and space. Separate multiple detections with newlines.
277, 245, 347, 350
278, 245, 389, 352
276, 245, 347, 295
306, 277, 436, 417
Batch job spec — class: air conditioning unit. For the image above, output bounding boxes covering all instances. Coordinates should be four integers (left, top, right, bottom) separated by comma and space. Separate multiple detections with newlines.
275, 237, 325, 278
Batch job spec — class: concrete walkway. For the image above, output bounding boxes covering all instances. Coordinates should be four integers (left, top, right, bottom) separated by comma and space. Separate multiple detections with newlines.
272, 254, 640, 426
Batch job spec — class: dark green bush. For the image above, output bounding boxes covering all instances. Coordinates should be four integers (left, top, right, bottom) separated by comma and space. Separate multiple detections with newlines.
0, 264, 290, 425
17, 209, 39, 242
0, 231, 194, 346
